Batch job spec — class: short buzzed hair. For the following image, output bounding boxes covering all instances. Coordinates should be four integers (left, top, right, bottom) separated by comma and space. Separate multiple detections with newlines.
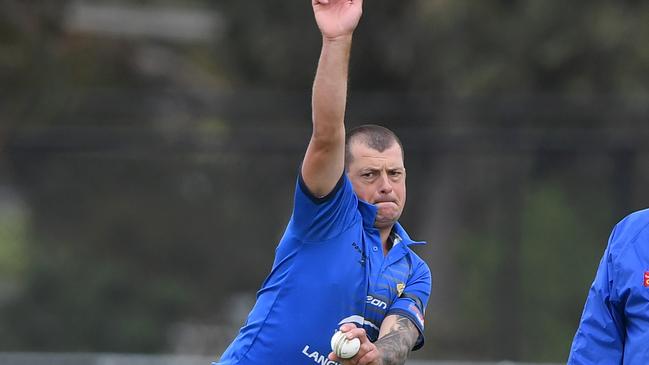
345, 124, 404, 168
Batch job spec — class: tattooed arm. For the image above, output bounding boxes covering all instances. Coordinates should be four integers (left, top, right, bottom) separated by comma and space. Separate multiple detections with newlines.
374, 314, 420, 365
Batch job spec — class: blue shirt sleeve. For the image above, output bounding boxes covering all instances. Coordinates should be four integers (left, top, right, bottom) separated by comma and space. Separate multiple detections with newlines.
568, 226, 625, 364
386, 258, 432, 351
288, 173, 359, 243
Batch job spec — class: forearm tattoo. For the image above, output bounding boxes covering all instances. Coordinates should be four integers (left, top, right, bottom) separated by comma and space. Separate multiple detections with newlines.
374, 316, 419, 365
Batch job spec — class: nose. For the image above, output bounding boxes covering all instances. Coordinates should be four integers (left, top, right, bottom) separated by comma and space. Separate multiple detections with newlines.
378, 173, 393, 194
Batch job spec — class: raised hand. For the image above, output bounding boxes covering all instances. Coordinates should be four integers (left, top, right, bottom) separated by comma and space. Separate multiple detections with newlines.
312, 0, 363, 40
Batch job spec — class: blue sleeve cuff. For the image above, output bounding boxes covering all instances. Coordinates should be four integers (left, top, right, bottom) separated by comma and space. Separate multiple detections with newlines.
297, 171, 345, 205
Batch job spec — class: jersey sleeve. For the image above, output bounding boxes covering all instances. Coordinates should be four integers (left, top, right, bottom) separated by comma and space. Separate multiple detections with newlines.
386, 259, 432, 351
288, 172, 359, 243
567, 226, 625, 364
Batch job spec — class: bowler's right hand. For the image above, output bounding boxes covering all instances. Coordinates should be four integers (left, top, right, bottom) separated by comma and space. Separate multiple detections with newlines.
312, 0, 363, 40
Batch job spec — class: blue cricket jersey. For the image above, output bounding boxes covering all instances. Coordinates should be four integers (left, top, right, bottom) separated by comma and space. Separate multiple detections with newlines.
568, 208, 649, 364
215, 174, 432, 364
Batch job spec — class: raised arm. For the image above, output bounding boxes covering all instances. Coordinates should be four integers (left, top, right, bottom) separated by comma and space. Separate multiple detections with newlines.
302, 0, 363, 197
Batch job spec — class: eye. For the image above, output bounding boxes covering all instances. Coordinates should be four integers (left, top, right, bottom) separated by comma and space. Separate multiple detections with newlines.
361, 171, 375, 178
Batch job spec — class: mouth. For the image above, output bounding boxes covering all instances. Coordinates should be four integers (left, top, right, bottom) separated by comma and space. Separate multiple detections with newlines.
374, 200, 397, 206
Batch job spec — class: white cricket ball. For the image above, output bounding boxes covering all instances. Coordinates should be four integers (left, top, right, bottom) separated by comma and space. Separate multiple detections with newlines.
330, 330, 361, 359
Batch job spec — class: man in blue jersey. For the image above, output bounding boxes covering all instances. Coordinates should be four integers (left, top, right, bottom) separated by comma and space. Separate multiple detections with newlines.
215, 0, 431, 364
568, 208, 649, 364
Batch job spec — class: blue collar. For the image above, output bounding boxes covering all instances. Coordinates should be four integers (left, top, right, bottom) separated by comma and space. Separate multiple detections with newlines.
357, 199, 426, 247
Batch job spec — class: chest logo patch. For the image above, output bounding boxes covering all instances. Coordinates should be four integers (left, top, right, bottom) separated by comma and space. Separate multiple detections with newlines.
644, 271, 649, 287
396, 283, 405, 297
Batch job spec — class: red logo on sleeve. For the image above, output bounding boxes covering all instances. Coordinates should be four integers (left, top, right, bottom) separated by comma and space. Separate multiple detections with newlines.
409, 304, 425, 326
644, 272, 649, 287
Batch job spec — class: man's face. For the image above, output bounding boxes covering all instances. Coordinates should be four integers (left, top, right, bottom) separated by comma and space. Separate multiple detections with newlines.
347, 141, 406, 229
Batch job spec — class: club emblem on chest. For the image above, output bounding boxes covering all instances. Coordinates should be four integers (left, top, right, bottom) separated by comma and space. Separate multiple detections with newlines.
397, 283, 405, 297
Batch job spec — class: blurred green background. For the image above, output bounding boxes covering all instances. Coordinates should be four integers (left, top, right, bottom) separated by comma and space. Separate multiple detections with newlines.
1, 0, 649, 362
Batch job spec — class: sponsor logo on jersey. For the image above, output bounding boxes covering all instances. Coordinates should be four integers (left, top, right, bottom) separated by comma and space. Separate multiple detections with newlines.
302, 344, 340, 365
366, 295, 387, 310
644, 271, 649, 287
396, 283, 405, 297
